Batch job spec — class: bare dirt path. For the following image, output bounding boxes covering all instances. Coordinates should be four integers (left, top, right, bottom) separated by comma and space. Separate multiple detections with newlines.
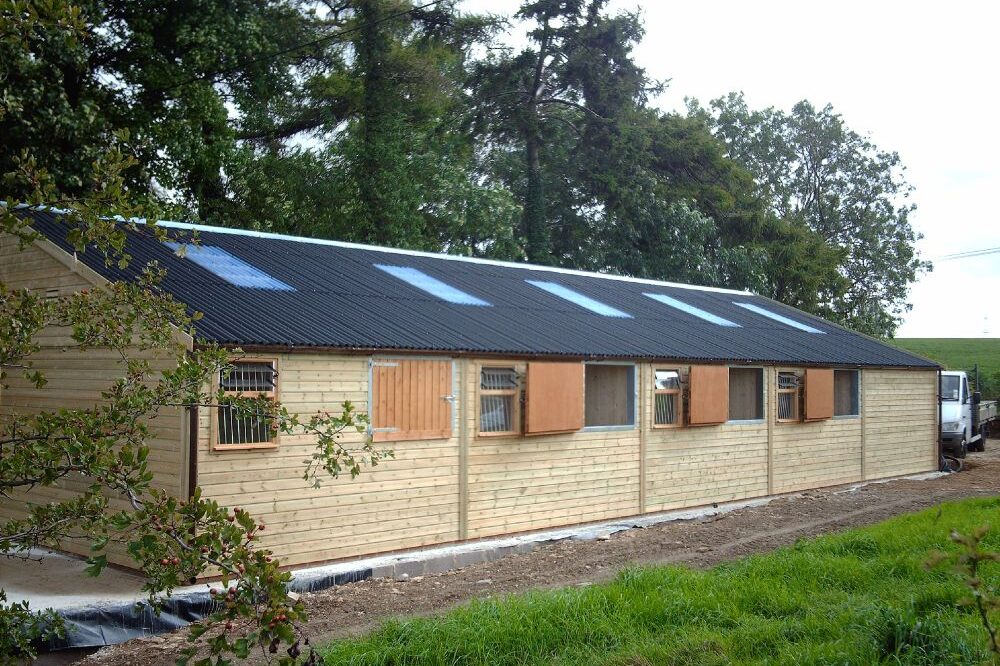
76, 443, 1000, 666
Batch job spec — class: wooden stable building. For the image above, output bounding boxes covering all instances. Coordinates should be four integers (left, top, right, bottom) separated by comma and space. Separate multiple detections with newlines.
1, 209, 940, 570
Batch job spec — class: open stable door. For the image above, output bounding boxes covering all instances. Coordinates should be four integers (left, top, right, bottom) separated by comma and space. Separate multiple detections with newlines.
525, 362, 585, 435
688, 365, 729, 425
370, 359, 453, 442
804, 368, 834, 421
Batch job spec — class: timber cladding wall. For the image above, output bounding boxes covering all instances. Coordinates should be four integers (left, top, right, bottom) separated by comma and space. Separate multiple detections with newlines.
0, 239, 187, 565
211, 356, 933, 568
463, 360, 640, 541
864, 369, 938, 479
644, 364, 768, 513
196, 354, 461, 568
770, 366, 862, 494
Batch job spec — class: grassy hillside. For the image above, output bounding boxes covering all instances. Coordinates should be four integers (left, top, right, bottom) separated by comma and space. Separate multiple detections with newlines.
893, 338, 1000, 398
323, 498, 1000, 665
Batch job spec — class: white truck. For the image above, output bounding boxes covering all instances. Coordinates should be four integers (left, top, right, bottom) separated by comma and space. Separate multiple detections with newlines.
940, 369, 998, 458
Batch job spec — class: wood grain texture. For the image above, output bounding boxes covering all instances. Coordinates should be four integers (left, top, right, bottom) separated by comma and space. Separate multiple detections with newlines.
371, 359, 452, 442
863, 369, 937, 479
804, 368, 834, 421
525, 362, 585, 435
688, 365, 729, 425
197, 353, 461, 567
0, 238, 185, 565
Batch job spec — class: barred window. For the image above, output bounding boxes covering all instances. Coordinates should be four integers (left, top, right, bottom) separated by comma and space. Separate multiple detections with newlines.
216, 360, 277, 448
777, 372, 800, 422
480, 367, 519, 435
653, 369, 682, 427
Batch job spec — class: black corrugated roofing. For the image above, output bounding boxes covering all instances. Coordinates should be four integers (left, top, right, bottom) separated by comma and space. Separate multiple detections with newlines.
22, 208, 937, 368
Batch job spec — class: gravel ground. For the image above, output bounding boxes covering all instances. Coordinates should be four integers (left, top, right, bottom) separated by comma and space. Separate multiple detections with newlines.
60, 442, 1000, 666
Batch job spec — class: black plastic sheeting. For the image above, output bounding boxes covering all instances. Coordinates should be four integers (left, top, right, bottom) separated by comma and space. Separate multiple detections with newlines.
44, 567, 373, 651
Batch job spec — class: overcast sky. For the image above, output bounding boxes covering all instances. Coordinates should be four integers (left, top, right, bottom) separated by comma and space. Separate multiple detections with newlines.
462, 0, 999, 338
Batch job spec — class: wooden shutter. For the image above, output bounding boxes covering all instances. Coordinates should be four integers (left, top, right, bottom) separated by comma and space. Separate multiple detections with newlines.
371, 359, 452, 442
804, 368, 834, 421
525, 362, 584, 435
688, 365, 729, 426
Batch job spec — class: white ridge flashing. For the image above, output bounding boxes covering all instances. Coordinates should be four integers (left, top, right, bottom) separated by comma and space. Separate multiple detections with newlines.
155, 220, 752, 296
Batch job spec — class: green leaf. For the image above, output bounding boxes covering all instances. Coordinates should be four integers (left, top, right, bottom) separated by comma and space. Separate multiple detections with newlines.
84, 554, 107, 577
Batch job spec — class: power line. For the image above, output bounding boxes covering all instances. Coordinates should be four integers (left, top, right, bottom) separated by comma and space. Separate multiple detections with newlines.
156, 0, 446, 94
937, 247, 1000, 261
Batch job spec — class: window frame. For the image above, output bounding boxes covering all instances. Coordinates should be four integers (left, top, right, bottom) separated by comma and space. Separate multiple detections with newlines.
776, 371, 801, 423
833, 369, 861, 419
582, 362, 637, 431
212, 356, 280, 451
477, 364, 521, 437
727, 366, 765, 424
652, 368, 684, 429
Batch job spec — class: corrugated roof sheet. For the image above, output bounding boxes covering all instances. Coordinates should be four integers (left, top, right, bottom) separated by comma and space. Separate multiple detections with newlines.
20, 208, 937, 368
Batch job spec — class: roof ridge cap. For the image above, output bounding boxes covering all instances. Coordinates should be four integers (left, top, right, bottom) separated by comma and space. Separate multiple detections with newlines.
156, 220, 753, 296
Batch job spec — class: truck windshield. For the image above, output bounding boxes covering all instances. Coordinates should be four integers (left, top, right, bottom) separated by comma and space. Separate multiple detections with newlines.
942, 375, 960, 401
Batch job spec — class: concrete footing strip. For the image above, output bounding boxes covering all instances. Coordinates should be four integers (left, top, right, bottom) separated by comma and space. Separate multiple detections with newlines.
39, 470, 945, 650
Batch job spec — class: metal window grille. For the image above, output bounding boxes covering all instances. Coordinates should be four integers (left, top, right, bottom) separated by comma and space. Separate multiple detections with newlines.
218, 361, 277, 446
480, 367, 518, 434
653, 369, 682, 426
777, 372, 799, 421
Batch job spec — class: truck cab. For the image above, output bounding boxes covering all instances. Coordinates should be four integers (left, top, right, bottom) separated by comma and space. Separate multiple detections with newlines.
941, 370, 975, 457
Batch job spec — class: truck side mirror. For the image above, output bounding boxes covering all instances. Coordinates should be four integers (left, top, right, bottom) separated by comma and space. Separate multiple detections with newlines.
973, 391, 982, 405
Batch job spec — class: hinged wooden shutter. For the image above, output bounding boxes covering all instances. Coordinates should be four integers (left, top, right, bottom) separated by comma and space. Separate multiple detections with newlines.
804, 368, 834, 421
688, 365, 729, 426
371, 359, 452, 442
525, 362, 584, 435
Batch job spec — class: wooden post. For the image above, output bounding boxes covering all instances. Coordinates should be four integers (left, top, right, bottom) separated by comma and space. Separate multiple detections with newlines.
458, 359, 470, 540
766, 366, 775, 495
860, 370, 867, 480
638, 363, 647, 514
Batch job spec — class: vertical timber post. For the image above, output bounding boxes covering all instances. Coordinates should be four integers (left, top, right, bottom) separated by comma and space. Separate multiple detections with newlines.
458, 359, 470, 540
638, 363, 647, 515
766, 367, 775, 495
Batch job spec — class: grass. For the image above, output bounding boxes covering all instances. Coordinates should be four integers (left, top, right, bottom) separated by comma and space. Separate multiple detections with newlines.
892, 338, 1000, 398
321, 498, 1000, 665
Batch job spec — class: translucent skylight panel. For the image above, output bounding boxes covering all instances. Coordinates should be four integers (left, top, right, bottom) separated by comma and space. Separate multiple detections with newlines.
526, 280, 632, 318
643, 293, 740, 327
375, 264, 491, 306
733, 302, 825, 334
164, 242, 294, 291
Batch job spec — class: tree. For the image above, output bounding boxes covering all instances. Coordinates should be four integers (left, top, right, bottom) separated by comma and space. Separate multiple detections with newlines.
470, 0, 655, 265
0, 5, 389, 664
0, 0, 318, 217
692, 93, 930, 336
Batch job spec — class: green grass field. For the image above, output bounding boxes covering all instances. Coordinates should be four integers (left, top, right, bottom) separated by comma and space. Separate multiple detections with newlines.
893, 338, 1000, 398
322, 498, 1000, 666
